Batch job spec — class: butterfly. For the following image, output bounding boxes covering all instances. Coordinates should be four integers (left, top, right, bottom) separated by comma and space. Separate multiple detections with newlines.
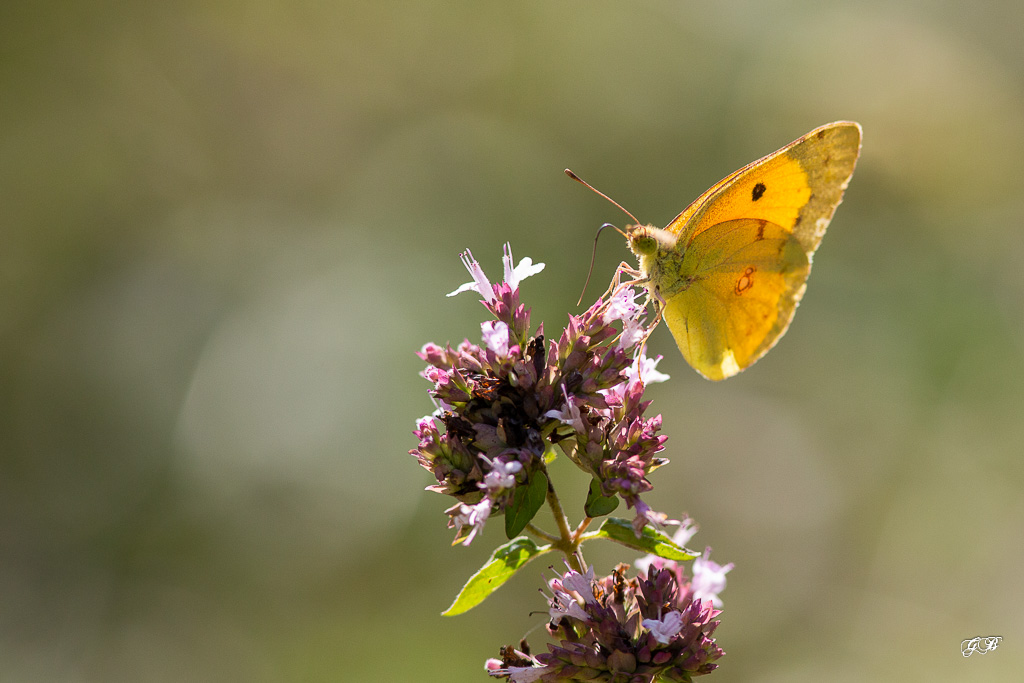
574, 121, 861, 380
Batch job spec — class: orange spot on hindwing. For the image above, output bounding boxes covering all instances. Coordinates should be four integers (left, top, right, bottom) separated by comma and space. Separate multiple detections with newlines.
735, 266, 756, 295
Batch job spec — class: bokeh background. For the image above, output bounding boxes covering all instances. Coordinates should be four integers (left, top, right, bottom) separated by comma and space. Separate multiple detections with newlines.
3, 1, 1023, 681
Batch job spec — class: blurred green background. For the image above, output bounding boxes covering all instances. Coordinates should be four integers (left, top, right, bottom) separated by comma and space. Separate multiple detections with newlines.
2, 1, 1023, 681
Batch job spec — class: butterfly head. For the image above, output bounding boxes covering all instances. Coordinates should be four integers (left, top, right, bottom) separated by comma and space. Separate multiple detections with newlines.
627, 225, 678, 258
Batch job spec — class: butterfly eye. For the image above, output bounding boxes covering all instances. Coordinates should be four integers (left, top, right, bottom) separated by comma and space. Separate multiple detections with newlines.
628, 229, 659, 257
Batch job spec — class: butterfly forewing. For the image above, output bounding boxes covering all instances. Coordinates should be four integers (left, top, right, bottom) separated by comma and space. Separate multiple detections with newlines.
666, 121, 861, 255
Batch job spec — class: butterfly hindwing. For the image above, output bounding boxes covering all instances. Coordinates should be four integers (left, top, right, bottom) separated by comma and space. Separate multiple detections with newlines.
662, 218, 810, 380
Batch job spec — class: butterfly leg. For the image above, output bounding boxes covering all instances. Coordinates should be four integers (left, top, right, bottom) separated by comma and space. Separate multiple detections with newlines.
602, 264, 667, 359
608, 263, 649, 300
635, 295, 665, 359
598, 262, 643, 302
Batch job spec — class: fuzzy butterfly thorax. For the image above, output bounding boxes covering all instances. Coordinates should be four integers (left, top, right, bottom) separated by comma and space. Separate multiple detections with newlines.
627, 225, 687, 303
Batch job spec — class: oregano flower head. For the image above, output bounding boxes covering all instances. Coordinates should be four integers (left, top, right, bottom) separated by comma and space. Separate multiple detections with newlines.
486, 560, 725, 682
411, 244, 672, 544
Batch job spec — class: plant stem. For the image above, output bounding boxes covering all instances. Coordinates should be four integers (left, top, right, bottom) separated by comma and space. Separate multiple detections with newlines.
572, 517, 594, 543
545, 478, 585, 572
525, 523, 559, 544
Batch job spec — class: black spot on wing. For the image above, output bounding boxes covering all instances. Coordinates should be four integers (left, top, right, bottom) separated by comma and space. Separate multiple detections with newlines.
751, 182, 767, 201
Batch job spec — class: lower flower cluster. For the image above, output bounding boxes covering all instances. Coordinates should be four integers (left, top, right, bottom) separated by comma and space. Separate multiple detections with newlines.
487, 561, 725, 683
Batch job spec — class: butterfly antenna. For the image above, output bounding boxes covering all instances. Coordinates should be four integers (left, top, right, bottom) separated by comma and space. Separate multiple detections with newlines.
577, 223, 617, 306
565, 169, 642, 226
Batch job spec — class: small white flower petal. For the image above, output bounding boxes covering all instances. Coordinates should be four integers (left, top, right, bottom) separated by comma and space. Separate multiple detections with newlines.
618, 317, 646, 350
504, 242, 545, 289
628, 352, 669, 385
548, 593, 590, 623
502, 243, 517, 286
481, 458, 522, 492
511, 256, 545, 286
481, 320, 510, 356
643, 610, 685, 644
448, 249, 496, 302
451, 500, 492, 546
447, 281, 481, 297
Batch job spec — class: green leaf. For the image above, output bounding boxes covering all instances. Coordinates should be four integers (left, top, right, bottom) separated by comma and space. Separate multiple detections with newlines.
442, 537, 552, 616
583, 517, 698, 561
583, 478, 619, 517
505, 469, 548, 539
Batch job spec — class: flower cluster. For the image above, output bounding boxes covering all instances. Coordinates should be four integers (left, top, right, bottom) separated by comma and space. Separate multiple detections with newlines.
486, 557, 726, 683
411, 244, 671, 544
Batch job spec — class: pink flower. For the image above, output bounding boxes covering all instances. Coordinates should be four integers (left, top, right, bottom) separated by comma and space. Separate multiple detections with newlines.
481, 320, 510, 356
448, 500, 492, 546
692, 548, 734, 608
448, 243, 545, 301
618, 316, 647, 350
480, 457, 522, 493
631, 498, 679, 537
603, 285, 642, 324
558, 565, 598, 605
544, 384, 586, 434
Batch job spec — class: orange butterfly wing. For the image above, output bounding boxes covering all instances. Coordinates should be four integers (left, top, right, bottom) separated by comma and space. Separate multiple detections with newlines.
653, 122, 861, 379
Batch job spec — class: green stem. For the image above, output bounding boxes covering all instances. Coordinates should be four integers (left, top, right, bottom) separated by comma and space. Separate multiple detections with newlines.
545, 478, 586, 572
525, 523, 559, 544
